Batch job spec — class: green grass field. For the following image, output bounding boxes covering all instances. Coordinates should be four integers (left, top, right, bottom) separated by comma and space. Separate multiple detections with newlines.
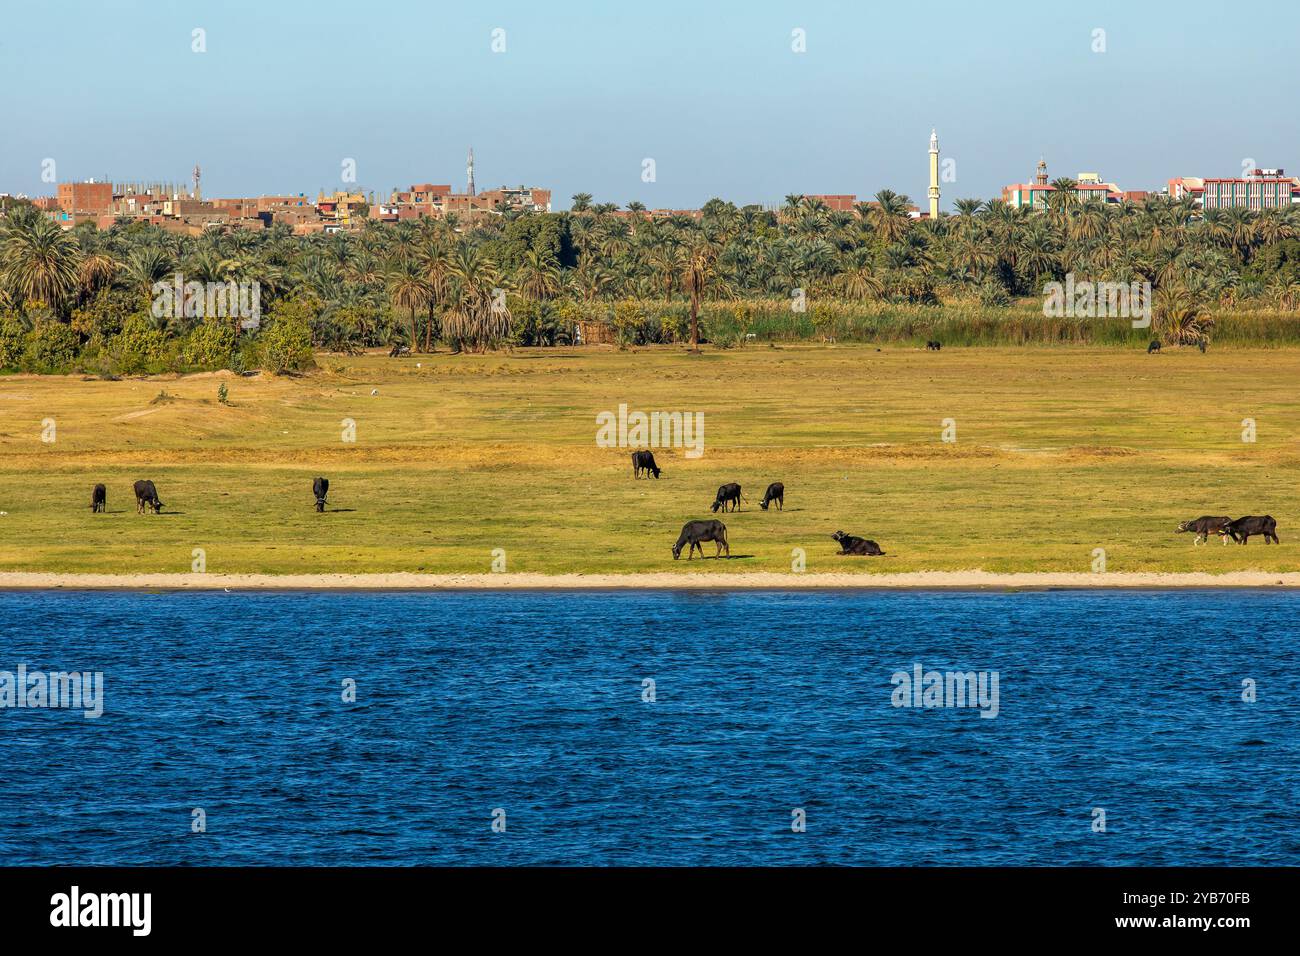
1, 343, 1297, 575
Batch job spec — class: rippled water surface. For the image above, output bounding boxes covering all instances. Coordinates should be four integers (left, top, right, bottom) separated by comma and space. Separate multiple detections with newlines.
0, 589, 1296, 865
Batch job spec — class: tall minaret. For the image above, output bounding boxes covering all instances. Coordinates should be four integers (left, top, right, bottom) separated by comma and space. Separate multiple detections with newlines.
466, 147, 476, 197
928, 129, 940, 218
192, 163, 201, 201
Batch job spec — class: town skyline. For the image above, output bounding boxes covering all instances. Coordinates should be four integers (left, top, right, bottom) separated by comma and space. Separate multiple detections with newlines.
12, 143, 1297, 239
2, 0, 1296, 208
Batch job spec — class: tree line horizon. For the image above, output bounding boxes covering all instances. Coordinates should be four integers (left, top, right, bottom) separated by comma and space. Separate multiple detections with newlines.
3, 182, 1300, 374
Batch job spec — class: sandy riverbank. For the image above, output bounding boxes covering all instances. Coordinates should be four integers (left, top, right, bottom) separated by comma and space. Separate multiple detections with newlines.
1, 571, 1298, 590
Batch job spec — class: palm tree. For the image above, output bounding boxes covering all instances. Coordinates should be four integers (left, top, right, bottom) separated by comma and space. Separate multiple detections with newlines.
682, 241, 722, 352
1223, 207, 1258, 263
0, 212, 82, 313
950, 236, 995, 280
1016, 222, 1060, 286
517, 247, 562, 301
837, 248, 885, 301
1046, 178, 1079, 218
443, 244, 510, 351
1154, 283, 1213, 346
868, 190, 912, 245
385, 259, 432, 351
649, 243, 685, 298
415, 234, 453, 350
77, 250, 118, 299
122, 246, 175, 303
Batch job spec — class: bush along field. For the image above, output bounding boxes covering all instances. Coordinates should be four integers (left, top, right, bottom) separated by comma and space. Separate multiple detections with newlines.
0, 344, 1297, 576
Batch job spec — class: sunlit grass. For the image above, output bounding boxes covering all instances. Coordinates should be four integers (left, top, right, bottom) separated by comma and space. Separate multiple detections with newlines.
1, 343, 1297, 575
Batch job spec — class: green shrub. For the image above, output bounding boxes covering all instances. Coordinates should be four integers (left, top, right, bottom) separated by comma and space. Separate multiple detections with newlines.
107, 313, 170, 374
0, 313, 27, 370
183, 320, 237, 369
22, 320, 80, 373
255, 297, 316, 374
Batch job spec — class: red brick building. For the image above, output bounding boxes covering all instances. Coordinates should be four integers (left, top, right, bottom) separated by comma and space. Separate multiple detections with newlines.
57, 181, 113, 215
806, 194, 858, 212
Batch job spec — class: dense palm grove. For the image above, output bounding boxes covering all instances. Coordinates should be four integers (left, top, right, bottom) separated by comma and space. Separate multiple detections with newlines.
3, 183, 1300, 373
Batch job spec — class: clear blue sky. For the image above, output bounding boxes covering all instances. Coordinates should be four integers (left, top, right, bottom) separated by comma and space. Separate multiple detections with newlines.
1, 0, 1294, 210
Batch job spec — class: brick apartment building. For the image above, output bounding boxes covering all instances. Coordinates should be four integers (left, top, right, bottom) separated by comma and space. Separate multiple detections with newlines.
804, 194, 857, 212
379, 182, 551, 220
57, 180, 113, 215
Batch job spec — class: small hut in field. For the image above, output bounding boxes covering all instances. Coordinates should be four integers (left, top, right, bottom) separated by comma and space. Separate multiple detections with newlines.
575, 320, 615, 345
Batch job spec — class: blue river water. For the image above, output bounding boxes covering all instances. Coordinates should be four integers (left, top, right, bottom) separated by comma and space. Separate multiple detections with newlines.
0, 589, 1296, 866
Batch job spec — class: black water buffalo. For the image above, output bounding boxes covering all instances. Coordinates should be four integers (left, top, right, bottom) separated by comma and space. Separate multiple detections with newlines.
91, 484, 106, 513
1176, 515, 1231, 546
672, 519, 729, 560
133, 480, 162, 514
832, 530, 884, 556
926, 340, 942, 351
710, 482, 744, 513
759, 482, 785, 511
313, 476, 330, 512
1147, 340, 1161, 354
1222, 515, 1279, 545
631, 450, 662, 479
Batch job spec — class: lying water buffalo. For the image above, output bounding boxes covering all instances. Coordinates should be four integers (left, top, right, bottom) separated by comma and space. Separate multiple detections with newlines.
1176, 515, 1231, 546
133, 479, 163, 515
759, 482, 785, 511
631, 450, 661, 479
313, 476, 330, 513
91, 484, 106, 513
672, 519, 729, 560
710, 482, 744, 513
832, 530, 884, 556
1222, 515, 1279, 545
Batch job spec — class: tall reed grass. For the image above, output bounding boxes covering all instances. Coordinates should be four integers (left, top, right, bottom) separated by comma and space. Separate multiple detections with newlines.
563, 297, 1300, 348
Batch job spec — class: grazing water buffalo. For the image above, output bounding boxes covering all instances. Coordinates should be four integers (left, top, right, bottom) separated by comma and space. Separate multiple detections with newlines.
631, 450, 662, 479
710, 482, 744, 513
1222, 515, 1279, 545
926, 340, 942, 351
1147, 340, 1162, 354
759, 482, 785, 511
832, 530, 884, 556
1176, 515, 1232, 546
133, 480, 162, 515
91, 484, 106, 513
313, 476, 330, 513
672, 519, 729, 560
